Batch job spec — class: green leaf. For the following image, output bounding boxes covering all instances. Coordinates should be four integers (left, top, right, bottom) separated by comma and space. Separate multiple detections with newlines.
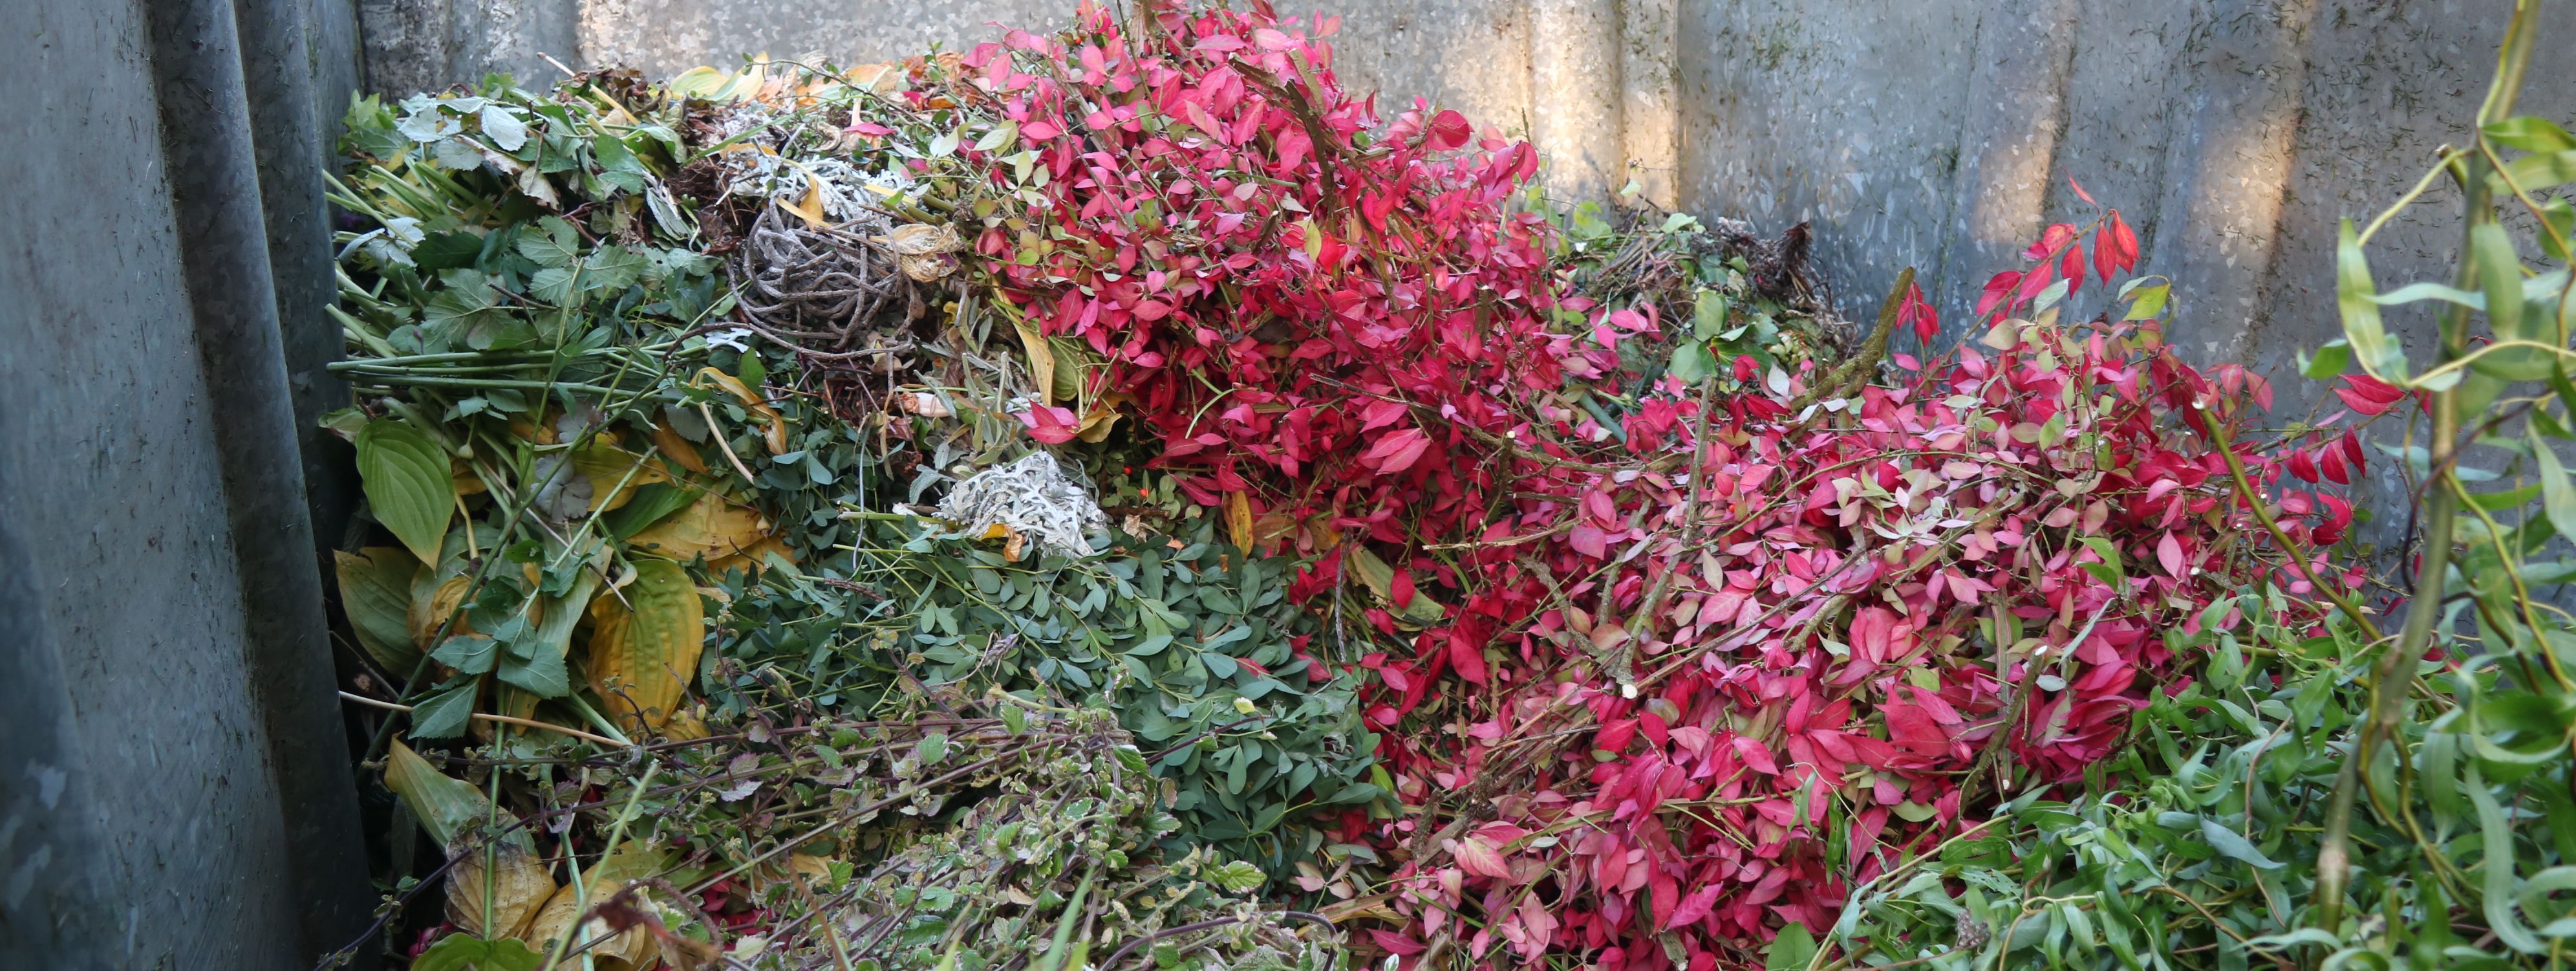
2544, 197, 2576, 263
409, 681, 479, 739
2077, 537, 2126, 590
2336, 219, 2405, 379
412, 230, 486, 272
478, 105, 530, 152
1206, 860, 1264, 893
516, 216, 581, 268
2474, 221, 2526, 340
433, 633, 499, 675
411, 933, 545, 971
2302, 339, 2352, 379
528, 267, 578, 305
974, 120, 1020, 152
2366, 281, 2486, 309
496, 641, 570, 697
1765, 923, 1818, 971
2531, 426, 2576, 536
1668, 341, 1713, 384
356, 420, 456, 565
2469, 767, 2550, 954
603, 483, 700, 540
1692, 292, 1730, 340
335, 547, 424, 672
2491, 149, 2576, 195
2122, 282, 2169, 321
2486, 116, 2576, 153
2198, 816, 2284, 869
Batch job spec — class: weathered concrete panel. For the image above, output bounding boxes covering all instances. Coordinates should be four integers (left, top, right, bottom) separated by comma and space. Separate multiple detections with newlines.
1677, 1, 1983, 311
349, 0, 2576, 543
1, 1, 312, 966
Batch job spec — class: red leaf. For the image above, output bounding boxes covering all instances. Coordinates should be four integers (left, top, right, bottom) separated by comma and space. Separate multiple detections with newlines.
1017, 405, 1080, 444
1369, 930, 1427, 955
2068, 175, 2096, 205
2110, 211, 2141, 268
1976, 270, 2023, 318
1360, 427, 1434, 474
2157, 532, 2185, 577
2334, 375, 2407, 415
1426, 110, 1472, 151
2287, 449, 2318, 483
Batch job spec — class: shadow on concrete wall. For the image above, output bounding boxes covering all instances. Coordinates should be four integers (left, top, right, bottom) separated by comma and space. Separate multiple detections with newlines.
1, 0, 370, 967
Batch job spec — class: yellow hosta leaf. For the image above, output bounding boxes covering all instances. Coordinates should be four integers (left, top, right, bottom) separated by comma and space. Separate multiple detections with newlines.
335, 547, 422, 672
568, 441, 674, 512
586, 559, 704, 732
528, 843, 670, 964
627, 492, 769, 562
1011, 314, 1058, 407
409, 573, 473, 650
652, 421, 710, 475
708, 536, 798, 579
694, 367, 789, 455
385, 741, 562, 937
447, 841, 556, 941
1225, 492, 1254, 554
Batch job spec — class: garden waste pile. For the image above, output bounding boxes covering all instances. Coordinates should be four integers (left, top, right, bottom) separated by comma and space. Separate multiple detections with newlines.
315, 3, 2510, 970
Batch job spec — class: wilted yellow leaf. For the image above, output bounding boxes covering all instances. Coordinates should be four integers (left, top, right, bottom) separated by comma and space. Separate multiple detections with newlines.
627, 492, 769, 563
652, 421, 711, 475
586, 559, 704, 732
783, 161, 832, 228
707, 536, 798, 579
568, 441, 673, 512
1225, 492, 1254, 553
383, 741, 559, 939
447, 841, 556, 941
694, 367, 789, 455
1009, 312, 1058, 407
528, 843, 670, 964
409, 573, 473, 650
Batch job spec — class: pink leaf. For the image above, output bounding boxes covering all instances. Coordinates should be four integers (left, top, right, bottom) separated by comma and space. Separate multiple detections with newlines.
1016, 405, 1080, 444
1448, 836, 1513, 879
2158, 532, 2185, 577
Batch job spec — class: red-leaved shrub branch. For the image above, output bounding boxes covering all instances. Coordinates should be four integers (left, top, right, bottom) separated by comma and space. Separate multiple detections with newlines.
945, 4, 2352, 967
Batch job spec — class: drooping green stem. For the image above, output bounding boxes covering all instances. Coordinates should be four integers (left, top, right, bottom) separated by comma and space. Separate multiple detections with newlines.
2315, 1, 2538, 934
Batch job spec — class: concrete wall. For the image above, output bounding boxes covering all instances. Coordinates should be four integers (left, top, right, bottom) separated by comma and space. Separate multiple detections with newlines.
358, 0, 2569, 537
359, 0, 2564, 369
0, 0, 369, 966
